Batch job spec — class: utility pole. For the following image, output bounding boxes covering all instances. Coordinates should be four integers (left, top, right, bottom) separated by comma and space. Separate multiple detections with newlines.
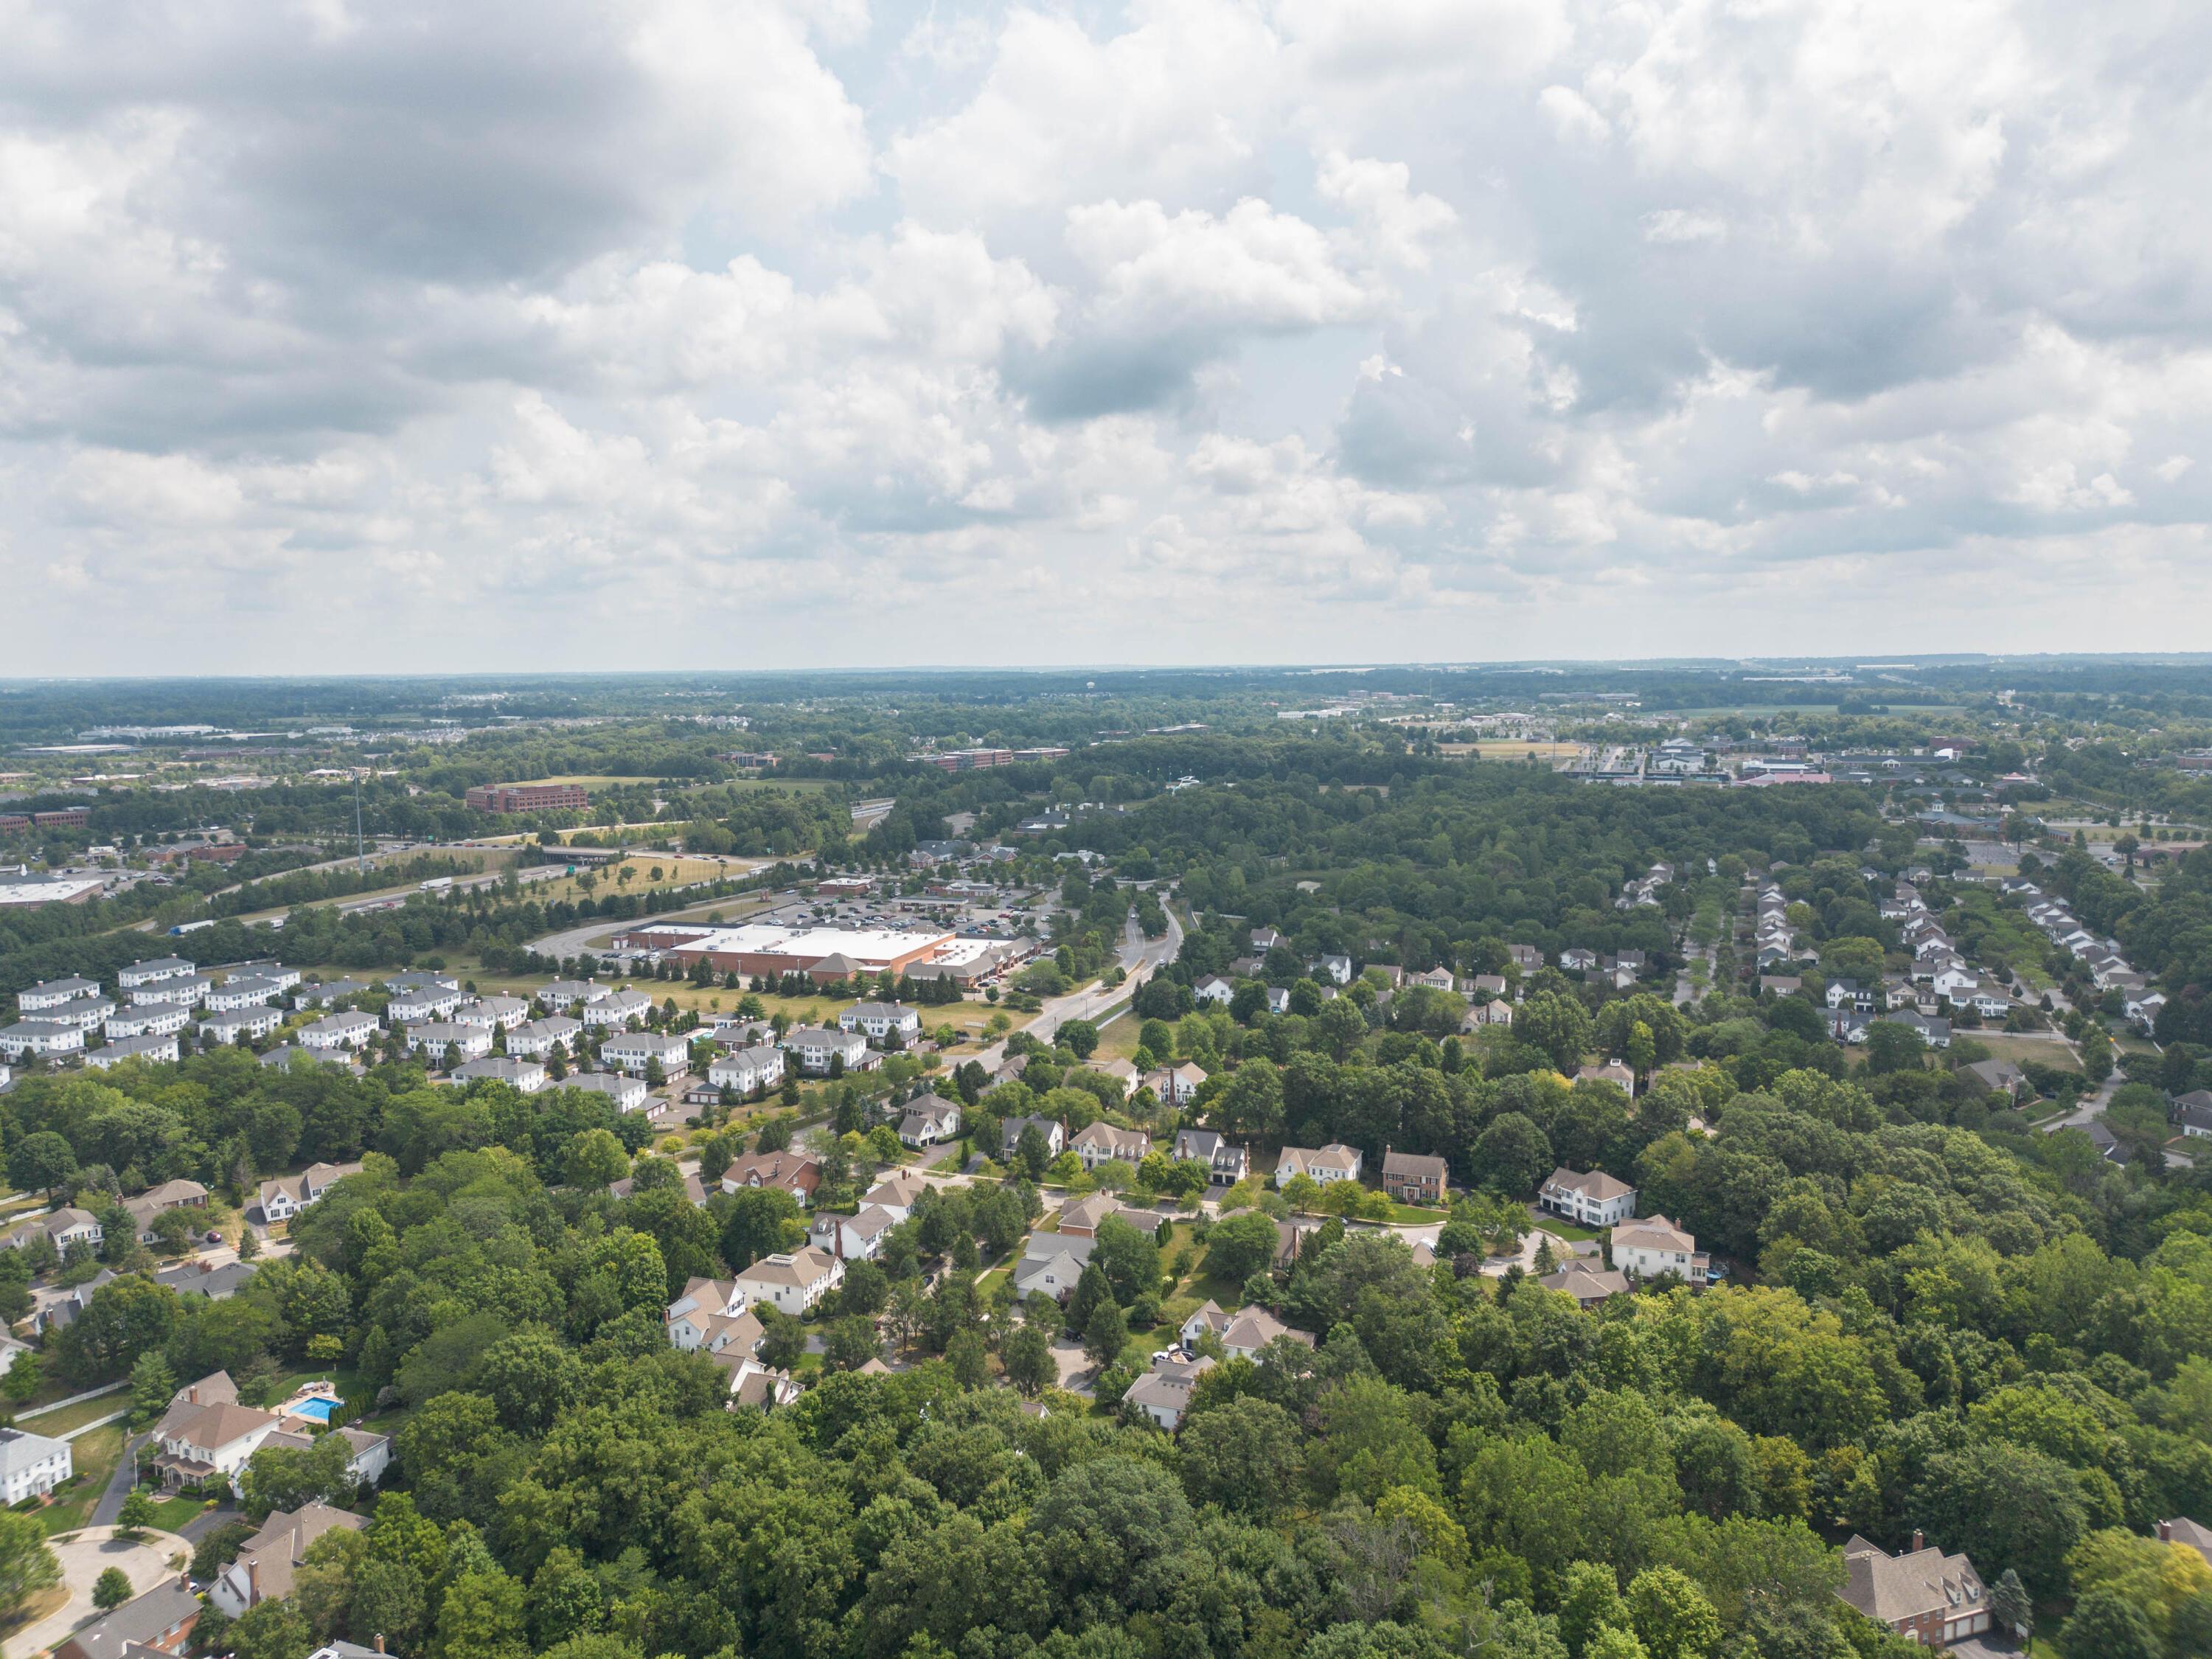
355, 773, 366, 873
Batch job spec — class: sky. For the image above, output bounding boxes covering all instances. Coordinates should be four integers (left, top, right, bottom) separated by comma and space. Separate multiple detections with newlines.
2, 0, 2209, 674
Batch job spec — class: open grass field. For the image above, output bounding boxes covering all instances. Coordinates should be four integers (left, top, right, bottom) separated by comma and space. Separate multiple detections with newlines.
1441, 741, 1580, 762
1969, 1030, 2084, 1072
521, 853, 762, 907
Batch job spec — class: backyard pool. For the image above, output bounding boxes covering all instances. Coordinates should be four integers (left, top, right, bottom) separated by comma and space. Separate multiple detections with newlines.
287, 1397, 339, 1422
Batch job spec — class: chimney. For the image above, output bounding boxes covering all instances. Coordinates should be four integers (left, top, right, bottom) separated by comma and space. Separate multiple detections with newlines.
247, 1559, 259, 1602
374, 1638, 386, 1655
2159, 1520, 2174, 1543
187, 1385, 199, 1405
1910, 1529, 1924, 1554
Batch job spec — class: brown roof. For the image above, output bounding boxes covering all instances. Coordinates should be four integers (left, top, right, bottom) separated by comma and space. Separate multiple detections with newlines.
1382, 1149, 1448, 1180
1543, 1166, 1635, 1201
1837, 1538, 1985, 1627
233, 1501, 365, 1603
169, 1401, 278, 1452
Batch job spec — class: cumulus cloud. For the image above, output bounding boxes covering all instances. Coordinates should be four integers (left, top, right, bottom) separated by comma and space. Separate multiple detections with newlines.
0, 0, 2208, 670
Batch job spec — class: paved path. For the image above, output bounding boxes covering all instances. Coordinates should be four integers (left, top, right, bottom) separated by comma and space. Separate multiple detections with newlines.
15, 1527, 187, 1658
89, 1433, 147, 1528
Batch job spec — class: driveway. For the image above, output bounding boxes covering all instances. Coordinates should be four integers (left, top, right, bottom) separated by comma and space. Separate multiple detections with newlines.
88, 1434, 147, 1528
15, 1528, 187, 1658
1048, 1338, 1095, 1397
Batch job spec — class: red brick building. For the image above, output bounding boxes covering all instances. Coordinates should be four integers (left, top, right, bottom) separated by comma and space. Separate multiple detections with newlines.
465, 783, 589, 813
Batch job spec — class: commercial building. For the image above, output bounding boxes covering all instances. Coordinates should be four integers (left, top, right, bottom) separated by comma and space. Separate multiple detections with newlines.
465, 783, 589, 813
607, 921, 965, 985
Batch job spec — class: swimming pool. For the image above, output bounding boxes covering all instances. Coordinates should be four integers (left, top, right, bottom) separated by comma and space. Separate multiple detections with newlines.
288, 1397, 339, 1422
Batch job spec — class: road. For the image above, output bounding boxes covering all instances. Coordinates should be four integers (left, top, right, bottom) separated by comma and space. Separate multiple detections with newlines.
970, 907, 1184, 1072
15, 1528, 187, 1657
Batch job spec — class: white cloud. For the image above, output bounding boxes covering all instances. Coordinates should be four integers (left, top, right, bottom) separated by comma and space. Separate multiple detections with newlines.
0, 0, 2209, 670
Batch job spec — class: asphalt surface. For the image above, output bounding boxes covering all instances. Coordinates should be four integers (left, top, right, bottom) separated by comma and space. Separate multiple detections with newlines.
969, 908, 1183, 1073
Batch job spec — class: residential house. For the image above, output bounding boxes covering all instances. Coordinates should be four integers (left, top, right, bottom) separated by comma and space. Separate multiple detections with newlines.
560, 1072, 650, 1113
1144, 1061, 1208, 1105
130, 973, 212, 1006
731, 1248, 844, 1315
1759, 975, 1804, 997
2157, 1518, 2212, 1568
1575, 1060, 1637, 1096
52, 1582, 203, 1659
714, 1353, 804, 1411
664, 1278, 767, 1357
859, 1169, 930, 1222
156, 1259, 260, 1301
210, 1501, 366, 1617
1312, 953, 1353, 985
1382, 1149, 1449, 1206
1088, 1057, 1140, 1097
1071, 1120, 1150, 1170
538, 980, 610, 1010
1001, 1115, 1067, 1161
1251, 927, 1283, 953
121, 1179, 209, 1240
0, 1020, 86, 1060
118, 957, 195, 989
1264, 987, 1292, 1015
1826, 979, 1877, 1012
1539, 1259, 1632, 1307
385, 970, 460, 994
1194, 975, 1234, 1006
1172, 1128, 1249, 1185
1837, 1532, 1990, 1647
599, 1030, 689, 1077
18, 976, 102, 1011
2172, 1091, 2212, 1138
783, 1025, 868, 1074
1277, 1144, 1363, 1185
291, 978, 372, 1009
450, 1056, 549, 1093
250, 1161, 362, 1224
1538, 1168, 1638, 1228
299, 1012, 378, 1051
199, 1006, 288, 1045
897, 1094, 964, 1148
1411, 967, 1456, 992
4, 1207, 104, 1253
1611, 1214, 1708, 1284
706, 1045, 785, 1096
1057, 1192, 1127, 1238
1958, 1058, 2028, 1100
507, 1015, 583, 1059
40, 995, 116, 1032
453, 995, 532, 1031
1467, 973, 1511, 1000
87, 1032, 181, 1068
2127, 990, 2168, 1032
581, 989, 653, 1029
103, 1002, 191, 1040
386, 989, 466, 1023
720, 1152, 821, 1207
1464, 999, 1514, 1029
1012, 1232, 1093, 1300
0, 1426, 72, 1503
1219, 1305, 1314, 1362
402, 1020, 493, 1062
205, 976, 284, 1013
1880, 1010, 1952, 1048
32, 1270, 114, 1330
838, 1002, 922, 1044
1559, 947, 1599, 972
809, 1206, 897, 1262
152, 1397, 280, 1487
1124, 1351, 1216, 1430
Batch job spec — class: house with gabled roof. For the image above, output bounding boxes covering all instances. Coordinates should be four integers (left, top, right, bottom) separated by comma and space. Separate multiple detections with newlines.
1837, 1532, 1990, 1646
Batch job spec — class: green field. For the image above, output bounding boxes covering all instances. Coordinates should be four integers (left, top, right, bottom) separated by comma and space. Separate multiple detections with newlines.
42, 1423, 125, 1535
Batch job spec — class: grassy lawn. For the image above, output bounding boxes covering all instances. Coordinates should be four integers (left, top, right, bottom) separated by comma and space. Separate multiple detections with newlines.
1379, 1202, 1450, 1225
145, 1493, 212, 1533
1531, 1214, 1606, 1243
974, 1266, 1012, 1302
1969, 1031, 2083, 1072
42, 1423, 125, 1535
18, 1392, 131, 1436
0, 1583, 69, 1646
